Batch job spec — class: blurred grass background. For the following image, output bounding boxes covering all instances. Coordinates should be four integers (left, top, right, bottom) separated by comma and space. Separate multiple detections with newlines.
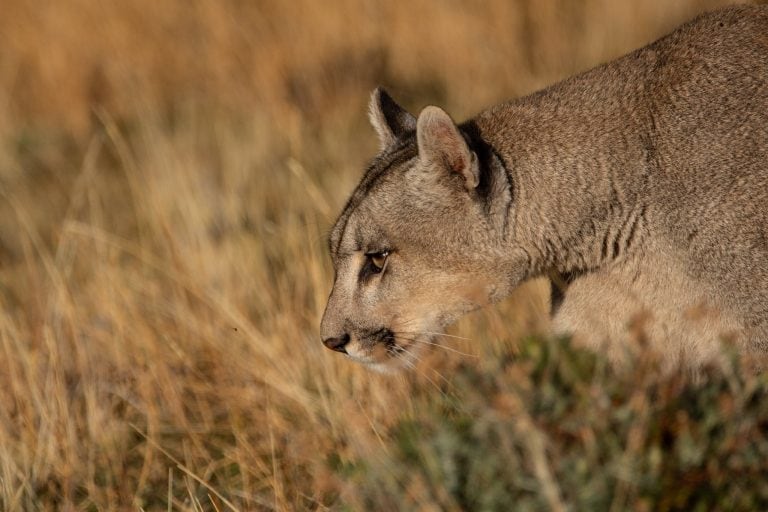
0, 1, 765, 510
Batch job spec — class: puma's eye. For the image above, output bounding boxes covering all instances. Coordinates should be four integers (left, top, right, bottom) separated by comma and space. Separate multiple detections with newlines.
368, 251, 389, 273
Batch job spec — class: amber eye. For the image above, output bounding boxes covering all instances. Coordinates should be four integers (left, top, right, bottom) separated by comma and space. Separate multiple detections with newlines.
369, 251, 389, 273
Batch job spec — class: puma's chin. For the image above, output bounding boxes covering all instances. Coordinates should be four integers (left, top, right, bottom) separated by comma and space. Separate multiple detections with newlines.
366, 349, 424, 374
364, 359, 407, 375
345, 336, 427, 373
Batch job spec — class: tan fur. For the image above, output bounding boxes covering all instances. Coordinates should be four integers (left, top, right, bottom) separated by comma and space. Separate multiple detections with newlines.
554, 243, 743, 370
321, 5, 768, 371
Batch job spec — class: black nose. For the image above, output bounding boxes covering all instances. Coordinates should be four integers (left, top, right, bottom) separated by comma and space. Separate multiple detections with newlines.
323, 333, 350, 354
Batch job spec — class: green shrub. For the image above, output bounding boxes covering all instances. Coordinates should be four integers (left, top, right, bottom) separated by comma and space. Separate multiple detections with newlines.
340, 338, 768, 511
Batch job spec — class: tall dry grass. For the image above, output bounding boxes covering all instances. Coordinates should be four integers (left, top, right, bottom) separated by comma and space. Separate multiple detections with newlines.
0, 1, 758, 509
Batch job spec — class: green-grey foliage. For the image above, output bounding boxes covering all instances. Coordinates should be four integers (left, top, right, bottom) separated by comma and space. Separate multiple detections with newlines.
339, 338, 768, 511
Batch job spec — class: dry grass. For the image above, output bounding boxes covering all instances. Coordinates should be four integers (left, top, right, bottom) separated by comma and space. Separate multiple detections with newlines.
0, 1, 760, 510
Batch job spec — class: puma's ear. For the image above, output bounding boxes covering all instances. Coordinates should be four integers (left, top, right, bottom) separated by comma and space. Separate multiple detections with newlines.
416, 106, 480, 190
368, 87, 416, 150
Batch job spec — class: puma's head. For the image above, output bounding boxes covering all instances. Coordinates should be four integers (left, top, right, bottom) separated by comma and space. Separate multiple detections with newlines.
320, 88, 521, 370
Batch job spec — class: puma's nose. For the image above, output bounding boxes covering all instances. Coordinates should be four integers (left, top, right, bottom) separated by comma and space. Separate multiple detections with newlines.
323, 333, 350, 354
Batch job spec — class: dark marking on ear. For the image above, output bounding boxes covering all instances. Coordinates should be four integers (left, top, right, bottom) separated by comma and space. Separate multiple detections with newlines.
460, 119, 515, 239
460, 121, 496, 200
369, 87, 416, 149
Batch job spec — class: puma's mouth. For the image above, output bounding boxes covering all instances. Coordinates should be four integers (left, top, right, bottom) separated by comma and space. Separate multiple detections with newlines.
371, 327, 397, 348
365, 327, 404, 361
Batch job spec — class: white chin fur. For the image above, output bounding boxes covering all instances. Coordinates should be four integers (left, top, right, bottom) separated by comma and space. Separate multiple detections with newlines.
347, 342, 426, 374
377, 343, 426, 374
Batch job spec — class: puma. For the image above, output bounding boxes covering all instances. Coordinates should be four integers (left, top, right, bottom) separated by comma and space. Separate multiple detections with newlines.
321, 5, 768, 371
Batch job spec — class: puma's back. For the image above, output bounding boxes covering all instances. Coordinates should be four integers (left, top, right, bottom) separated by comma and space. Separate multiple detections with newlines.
321, 5, 768, 371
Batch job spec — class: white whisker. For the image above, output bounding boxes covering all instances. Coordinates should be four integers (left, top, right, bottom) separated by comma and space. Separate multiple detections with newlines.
407, 338, 478, 358
406, 358, 450, 397
391, 341, 457, 390
421, 331, 474, 342
391, 331, 478, 358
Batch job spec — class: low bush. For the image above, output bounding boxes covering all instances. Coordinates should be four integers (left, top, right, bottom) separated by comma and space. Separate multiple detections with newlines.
340, 338, 768, 511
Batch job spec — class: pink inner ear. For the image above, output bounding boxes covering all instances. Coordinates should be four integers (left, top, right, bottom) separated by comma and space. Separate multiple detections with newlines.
449, 153, 468, 174
430, 124, 467, 173
430, 123, 454, 143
